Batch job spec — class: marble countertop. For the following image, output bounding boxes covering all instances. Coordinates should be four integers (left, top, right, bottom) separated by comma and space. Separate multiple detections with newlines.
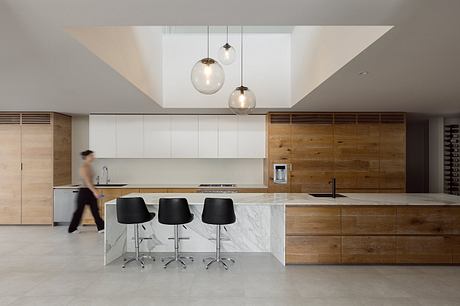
54, 184, 268, 189
105, 193, 460, 206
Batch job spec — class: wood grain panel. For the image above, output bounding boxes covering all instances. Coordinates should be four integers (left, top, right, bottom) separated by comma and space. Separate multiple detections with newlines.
342, 207, 396, 235
396, 236, 451, 264
286, 206, 340, 235
139, 188, 168, 193
397, 207, 454, 235
450, 236, 460, 264
0, 125, 22, 224
291, 123, 334, 193
167, 188, 198, 193
53, 113, 72, 186
267, 120, 291, 192
286, 236, 341, 264
21, 124, 53, 224
342, 236, 396, 264
380, 123, 406, 190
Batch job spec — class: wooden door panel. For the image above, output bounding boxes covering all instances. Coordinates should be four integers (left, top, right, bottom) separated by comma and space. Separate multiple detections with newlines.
397, 207, 452, 234
21, 124, 53, 224
342, 236, 396, 264
342, 207, 396, 235
286, 236, 341, 264
0, 125, 22, 224
139, 188, 169, 193
396, 236, 451, 264
449, 236, 460, 264
286, 206, 340, 235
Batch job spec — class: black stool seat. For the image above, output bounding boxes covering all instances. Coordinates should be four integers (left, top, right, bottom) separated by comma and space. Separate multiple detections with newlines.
202, 198, 235, 225
158, 198, 194, 225
117, 197, 155, 224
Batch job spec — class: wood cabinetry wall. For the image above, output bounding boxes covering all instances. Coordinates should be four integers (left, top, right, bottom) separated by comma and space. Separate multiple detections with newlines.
267, 112, 406, 193
0, 112, 71, 225
285, 206, 460, 264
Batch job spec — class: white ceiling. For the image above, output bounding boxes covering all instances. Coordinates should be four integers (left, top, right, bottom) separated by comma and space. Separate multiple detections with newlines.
0, 0, 459, 115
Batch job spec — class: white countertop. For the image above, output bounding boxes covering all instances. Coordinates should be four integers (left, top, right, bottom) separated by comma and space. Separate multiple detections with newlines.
54, 184, 268, 189
105, 193, 460, 206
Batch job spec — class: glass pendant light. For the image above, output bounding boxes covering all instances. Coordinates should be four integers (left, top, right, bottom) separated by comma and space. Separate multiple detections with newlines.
191, 26, 225, 95
228, 26, 256, 115
218, 26, 236, 65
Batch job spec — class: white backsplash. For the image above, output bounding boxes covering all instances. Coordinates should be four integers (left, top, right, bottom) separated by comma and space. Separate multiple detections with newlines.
90, 158, 264, 185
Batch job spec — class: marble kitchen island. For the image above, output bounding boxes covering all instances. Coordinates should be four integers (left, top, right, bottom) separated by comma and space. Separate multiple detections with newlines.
104, 193, 460, 266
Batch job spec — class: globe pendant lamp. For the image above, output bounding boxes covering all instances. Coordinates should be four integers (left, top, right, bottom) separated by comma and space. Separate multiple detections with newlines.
191, 26, 225, 95
218, 26, 236, 65
228, 26, 256, 115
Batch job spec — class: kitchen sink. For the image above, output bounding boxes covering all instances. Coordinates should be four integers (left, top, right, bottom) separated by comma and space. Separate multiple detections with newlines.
94, 183, 127, 187
309, 193, 346, 198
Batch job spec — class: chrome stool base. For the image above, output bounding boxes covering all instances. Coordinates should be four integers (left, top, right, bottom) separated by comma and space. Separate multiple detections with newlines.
161, 256, 194, 269
162, 225, 194, 269
122, 224, 155, 269
122, 254, 155, 269
203, 257, 235, 270
203, 225, 235, 270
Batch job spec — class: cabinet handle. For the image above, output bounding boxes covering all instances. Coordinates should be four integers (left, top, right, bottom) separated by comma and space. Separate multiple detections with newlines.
72, 190, 78, 193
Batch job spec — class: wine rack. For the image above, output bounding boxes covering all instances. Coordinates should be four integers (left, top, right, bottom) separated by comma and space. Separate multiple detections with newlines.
444, 124, 460, 195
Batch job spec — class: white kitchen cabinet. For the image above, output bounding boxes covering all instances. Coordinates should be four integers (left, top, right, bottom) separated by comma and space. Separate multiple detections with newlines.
143, 115, 171, 158
171, 115, 199, 158
238, 115, 266, 158
218, 115, 238, 158
116, 115, 143, 158
89, 115, 117, 158
198, 115, 218, 158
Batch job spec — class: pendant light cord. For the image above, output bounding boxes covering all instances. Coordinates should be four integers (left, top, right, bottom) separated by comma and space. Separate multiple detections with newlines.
240, 26, 243, 87
207, 25, 210, 59
226, 26, 229, 44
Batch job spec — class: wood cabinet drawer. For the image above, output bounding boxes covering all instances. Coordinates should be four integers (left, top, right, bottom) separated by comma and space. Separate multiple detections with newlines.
396, 236, 452, 264
397, 207, 460, 235
167, 188, 198, 193
342, 236, 396, 264
286, 236, 341, 264
286, 206, 341, 235
139, 188, 168, 193
342, 207, 396, 235
449, 236, 460, 264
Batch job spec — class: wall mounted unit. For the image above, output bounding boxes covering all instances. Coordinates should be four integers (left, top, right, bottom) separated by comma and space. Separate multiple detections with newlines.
89, 114, 266, 159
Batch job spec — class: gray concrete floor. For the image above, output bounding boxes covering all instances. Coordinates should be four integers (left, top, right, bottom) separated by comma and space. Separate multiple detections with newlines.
0, 226, 459, 306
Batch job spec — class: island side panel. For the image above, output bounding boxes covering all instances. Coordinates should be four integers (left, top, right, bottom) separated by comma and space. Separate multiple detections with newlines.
125, 205, 271, 253
270, 204, 285, 265
104, 204, 127, 265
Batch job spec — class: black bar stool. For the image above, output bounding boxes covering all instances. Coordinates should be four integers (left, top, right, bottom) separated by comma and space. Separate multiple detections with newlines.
158, 198, 194, 269
116, 197, 156, 268
202, 198, 236, 270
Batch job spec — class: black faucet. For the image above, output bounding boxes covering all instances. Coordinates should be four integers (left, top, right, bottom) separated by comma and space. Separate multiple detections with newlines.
329, 177, 337, 198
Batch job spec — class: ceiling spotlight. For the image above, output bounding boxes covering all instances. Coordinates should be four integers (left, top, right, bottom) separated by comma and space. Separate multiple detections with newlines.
358, 71, 369, 76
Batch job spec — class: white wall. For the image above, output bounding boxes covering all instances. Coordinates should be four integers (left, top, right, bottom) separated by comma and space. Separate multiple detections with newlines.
290, 26, 392, 105
428, 117, 444, 192
72, 115, 89, 183
163, 32, 291, 108
71, 116, 264, 185
67, 26, 163, 105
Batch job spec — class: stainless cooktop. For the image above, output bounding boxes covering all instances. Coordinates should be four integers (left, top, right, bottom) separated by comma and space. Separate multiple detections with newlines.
199, 184, 236, 188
